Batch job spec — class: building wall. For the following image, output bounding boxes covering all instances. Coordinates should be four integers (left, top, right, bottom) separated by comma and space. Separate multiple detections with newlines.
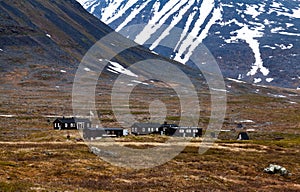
53, 118, 91, 130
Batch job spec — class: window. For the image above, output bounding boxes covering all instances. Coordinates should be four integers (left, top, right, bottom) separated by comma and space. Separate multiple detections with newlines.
156, 128, 159, 132
186, 129, 191, 133
65, 123, 68, 127
193, 129, 198, 133
142, 128, 145, 132
179, 129, 184, 133
151, 128, 154, 132
148, 128, 151, 132
77, 123, 83, 129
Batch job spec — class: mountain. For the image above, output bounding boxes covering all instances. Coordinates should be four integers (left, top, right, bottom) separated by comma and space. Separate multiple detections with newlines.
77, 0, 300, 89
0, 0, 298, 120
0, 0, 179, 87
0, 0, 216, 118
0, 0, 112, 88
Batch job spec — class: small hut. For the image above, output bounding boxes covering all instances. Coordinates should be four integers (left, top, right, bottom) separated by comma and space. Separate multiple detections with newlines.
237, 132, 249, 140
53, 117, 91, 130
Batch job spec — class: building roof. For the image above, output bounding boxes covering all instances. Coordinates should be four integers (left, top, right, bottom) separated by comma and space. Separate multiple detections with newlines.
131, 123, 162, 128
131, 122, 201, 129
161, 123, 179, 128
87, 127, 124, 131
54, 117, 90, 123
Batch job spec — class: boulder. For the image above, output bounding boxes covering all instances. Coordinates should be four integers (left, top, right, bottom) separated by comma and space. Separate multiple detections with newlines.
90, 146, 118, 158
264, 164, 290, 176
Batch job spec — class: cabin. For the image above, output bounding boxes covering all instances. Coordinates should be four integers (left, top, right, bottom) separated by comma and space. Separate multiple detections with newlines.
237, 132, 250, 140
131, 123, 161, 135
158, 122, 202, 137
83, 127, 128, 140
131, 122, 202, 137
174, 127, 203, 137
53, 117, 91, 130
159, 122, 179, 136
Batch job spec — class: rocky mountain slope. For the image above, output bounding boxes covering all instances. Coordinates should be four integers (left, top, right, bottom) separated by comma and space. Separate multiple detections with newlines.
78, 0, 300, 89
1, 0, 178, 89
0, 0, 108, 87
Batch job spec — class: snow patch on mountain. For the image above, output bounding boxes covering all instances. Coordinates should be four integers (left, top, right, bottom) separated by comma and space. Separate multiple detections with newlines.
84, 67, 91, 72
221, 18, 269, 77
254, 78, 262, 83
175, 6, 223, 64
149, 0, 196, 51
278, 32, 300, 37
269, 3, 300, 19
275, 44, 293, 50
174, 10, 198, 52
135, 0, 187, 45
227, 78, 246, 84
244, 4, 262, 18
263, 45, 276, 49
107, 61, 138, 77
115, 0, 151, 32
173, 0, 216, 63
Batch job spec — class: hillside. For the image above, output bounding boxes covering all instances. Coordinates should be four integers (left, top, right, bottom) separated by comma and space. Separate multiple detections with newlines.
0, 0, 174, 89
0, 0, 214, 124
0, 0, 106, 87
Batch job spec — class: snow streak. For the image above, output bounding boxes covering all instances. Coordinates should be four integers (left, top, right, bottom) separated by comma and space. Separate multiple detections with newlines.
135, 0, 185, 44
115, 0, 151, 32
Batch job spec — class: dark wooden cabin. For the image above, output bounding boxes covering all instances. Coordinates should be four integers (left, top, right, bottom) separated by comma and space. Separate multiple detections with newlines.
159, 122, 179, 136
131, 122, 202, 137
131, 123, 161, 135
174, 127, 202, 137
160, 123, 202, 137
53, 117, 91, 130
83, 128, 128, 139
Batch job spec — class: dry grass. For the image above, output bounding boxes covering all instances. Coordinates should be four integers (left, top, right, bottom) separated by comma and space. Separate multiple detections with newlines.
0, 137, 299, 191
0, 75, 299, 191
